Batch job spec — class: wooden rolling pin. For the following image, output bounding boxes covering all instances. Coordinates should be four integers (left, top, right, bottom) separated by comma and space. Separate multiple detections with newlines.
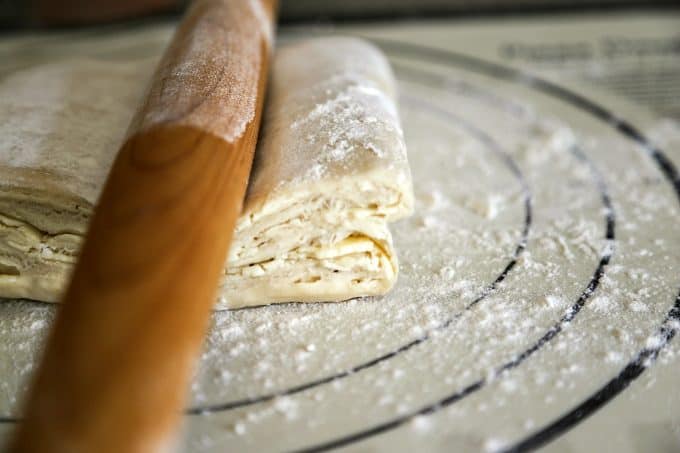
9, 1, 277, 452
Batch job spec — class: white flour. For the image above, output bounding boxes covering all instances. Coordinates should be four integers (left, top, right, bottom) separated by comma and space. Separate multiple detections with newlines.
0, 59, 156, 203
0, 38, 679, 453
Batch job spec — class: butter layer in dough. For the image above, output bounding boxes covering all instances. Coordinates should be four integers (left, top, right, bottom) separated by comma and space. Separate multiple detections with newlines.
218, 37, 413, 308
0, 37, 413, 308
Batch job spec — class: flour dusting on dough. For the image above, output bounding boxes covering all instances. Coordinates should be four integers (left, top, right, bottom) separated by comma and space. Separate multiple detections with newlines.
246, 37, 409, 198
0, 59, 157, 203
1, 25, 680, 452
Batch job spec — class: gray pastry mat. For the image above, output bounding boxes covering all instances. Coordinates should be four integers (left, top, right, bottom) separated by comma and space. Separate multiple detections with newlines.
1, 10, 679, 453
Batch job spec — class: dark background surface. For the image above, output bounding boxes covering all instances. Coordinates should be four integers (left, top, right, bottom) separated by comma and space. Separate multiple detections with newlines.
0, 0, 679, 30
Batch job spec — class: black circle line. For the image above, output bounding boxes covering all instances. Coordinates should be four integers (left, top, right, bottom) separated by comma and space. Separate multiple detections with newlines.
0, 68, 532, 424
3, 41, 673, 453
291, 38, 680, 453
497, 84, 680, 453
288, 126, 615, 453
377, 39, 680, 198
503, 291, 680, 452
182, 92, 533, 415
382, 41, 680, 453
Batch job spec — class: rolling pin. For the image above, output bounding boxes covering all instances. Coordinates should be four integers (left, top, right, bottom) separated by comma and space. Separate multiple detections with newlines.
9, 0, 277, 451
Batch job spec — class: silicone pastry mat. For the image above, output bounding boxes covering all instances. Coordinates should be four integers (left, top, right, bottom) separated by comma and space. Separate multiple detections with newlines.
1, 11, 679, 453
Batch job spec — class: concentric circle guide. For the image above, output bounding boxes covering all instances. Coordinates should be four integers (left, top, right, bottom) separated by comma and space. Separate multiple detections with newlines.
284, 39, 679, 453
1, 39, 535, 425
0, 39, 678, 453
183, 83, 534, 416
288, 54, 614, 453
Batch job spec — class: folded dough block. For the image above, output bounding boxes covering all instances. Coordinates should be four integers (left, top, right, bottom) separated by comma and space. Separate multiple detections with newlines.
0, 37, 413, 308
219, 37, 413, 308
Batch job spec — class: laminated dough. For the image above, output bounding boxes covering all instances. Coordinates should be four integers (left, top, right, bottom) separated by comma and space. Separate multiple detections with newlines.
0, 37, 413, 309
220, 37, 413, 307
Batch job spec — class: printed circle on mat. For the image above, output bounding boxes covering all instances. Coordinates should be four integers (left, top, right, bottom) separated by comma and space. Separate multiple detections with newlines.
0, 35, 679, 453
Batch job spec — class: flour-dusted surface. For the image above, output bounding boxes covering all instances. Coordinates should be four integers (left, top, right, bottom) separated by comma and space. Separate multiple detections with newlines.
0, 58, 156, 205
244, 37, 409, 202
1, 20, 680, 453
0, 36, 413, 307
131, 0, 272, 143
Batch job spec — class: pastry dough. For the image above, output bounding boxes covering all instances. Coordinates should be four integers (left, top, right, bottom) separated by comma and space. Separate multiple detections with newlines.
0, 37, 413, 309
219, 37, 413, 308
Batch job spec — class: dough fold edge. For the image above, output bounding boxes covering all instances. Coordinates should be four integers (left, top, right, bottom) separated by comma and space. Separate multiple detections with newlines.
218, 166, 411, 309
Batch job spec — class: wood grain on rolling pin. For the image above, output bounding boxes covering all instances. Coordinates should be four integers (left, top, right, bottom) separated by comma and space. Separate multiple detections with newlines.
9, 1, 277, 452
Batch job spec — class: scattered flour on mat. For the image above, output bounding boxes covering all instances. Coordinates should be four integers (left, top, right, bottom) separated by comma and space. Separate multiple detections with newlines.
245, 117, 673, 446
0, 67, 679, 450
183, 115, 678, 442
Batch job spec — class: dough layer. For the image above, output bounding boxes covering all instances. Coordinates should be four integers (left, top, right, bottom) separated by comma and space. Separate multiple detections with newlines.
0, 37, 413, 309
